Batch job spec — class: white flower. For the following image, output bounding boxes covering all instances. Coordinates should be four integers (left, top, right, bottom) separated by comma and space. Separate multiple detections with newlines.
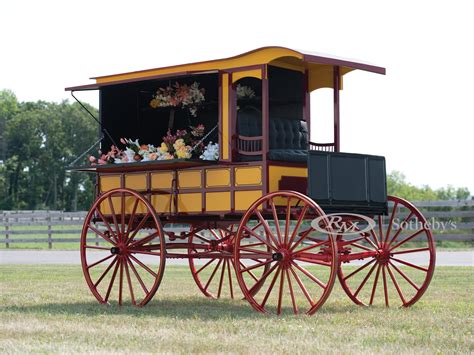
200, 142, 219, 161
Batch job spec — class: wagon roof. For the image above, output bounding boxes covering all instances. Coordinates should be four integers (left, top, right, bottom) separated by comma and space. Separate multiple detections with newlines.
65, 46, 385, 91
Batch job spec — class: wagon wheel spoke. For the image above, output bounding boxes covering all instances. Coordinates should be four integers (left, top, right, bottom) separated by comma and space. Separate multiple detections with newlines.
288, 265, 314, 307
353, 262, 378, 297
343, 258, 376, 281
285, 268, 298, 314
269, 198, 283, 245
87, 254, 114, 270
126, 256, 149, 295
94, 257, 117, 288
124, 260, 136, 306
369, 264, 381, 305
291, 261, 327, 289
383, 201, 398, 246
107, 196, 121, 242
386, 264, 407, 305
124, 197, 140, 241
104, 260, 120, 303
255, 210, 281, 249
87, 224, 116, 246
337, 195, 435, 308
242, 226, 277, 252
94, 207, 118, 243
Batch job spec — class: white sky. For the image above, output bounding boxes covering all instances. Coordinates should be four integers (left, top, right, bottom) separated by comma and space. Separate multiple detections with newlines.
1, 0, 473, 194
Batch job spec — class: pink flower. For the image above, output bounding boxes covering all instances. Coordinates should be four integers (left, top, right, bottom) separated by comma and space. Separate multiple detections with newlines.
89, 156, 96, 163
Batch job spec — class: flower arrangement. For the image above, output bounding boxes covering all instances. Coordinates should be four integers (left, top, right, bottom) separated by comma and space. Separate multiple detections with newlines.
150, 81, 205, 117
88, 124, 209, 165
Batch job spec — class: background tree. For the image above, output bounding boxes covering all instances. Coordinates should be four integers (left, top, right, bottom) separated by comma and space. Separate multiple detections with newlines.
0, 90, 98, 210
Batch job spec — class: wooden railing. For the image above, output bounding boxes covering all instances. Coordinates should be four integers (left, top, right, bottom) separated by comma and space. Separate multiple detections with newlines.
235, 135, 263, 155
0, 199, 473, 247
309, 142, 336, 152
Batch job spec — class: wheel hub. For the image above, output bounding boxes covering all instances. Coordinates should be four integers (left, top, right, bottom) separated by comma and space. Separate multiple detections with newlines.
110, 247, 121, 255
376, 249, 391, 264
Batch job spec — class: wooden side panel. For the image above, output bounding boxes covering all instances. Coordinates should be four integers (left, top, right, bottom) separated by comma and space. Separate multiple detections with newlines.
268, 165, 308, 205
206, 168, 231, 187
151, 172, 173, 189
100, 175, 121, 192
206, 192, 231, 212
178, 193, 202, 213
124, 173, 147, 190
178, 170, 202, 189
234, 190, 262, 211
235, 167, 262, 186
151, 194, 173, 213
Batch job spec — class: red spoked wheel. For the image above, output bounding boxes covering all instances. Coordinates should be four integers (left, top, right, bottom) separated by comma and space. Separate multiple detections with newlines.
234, 191, 338, 315
188, 226, 237, 299
338, 195, 436, 307
80, 188, 166, 306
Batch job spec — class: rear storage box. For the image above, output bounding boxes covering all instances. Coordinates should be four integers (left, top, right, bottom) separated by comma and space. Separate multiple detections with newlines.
308, 151, 388, 215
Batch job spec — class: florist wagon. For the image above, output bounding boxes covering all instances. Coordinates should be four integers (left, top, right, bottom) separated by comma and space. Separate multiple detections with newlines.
67, 46, 435, 315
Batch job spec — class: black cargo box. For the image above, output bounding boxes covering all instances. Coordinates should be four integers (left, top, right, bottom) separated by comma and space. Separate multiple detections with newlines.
308, 151, 388, 215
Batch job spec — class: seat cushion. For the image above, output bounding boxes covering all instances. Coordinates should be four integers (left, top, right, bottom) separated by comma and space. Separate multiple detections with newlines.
269, 118, 308, 150
268, 149, 308, 163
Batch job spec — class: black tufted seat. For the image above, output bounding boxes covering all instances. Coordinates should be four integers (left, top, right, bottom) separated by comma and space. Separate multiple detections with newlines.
236, 106, 308, 163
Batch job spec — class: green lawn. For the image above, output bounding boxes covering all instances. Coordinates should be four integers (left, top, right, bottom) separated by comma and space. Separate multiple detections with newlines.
0, 265, 473, 353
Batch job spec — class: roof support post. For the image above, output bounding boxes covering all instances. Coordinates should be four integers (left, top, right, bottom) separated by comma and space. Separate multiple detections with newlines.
262, 66, 269, 198
333, 66, 340, 152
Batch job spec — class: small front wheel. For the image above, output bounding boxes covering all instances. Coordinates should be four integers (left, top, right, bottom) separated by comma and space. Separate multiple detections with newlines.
337, 195, 436, 307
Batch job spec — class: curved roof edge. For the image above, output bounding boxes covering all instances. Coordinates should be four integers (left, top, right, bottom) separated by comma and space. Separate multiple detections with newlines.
66, 46, 385, 91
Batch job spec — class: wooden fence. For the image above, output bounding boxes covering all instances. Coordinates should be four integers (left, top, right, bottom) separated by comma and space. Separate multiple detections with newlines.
1, 199, 473, 248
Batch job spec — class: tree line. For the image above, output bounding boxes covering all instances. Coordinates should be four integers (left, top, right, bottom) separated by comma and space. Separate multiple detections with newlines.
0, 89, 470, 211
0, 90, 97, 211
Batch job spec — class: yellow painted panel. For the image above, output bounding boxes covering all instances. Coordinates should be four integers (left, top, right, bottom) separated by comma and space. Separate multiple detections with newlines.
125, 174, 147, 190
151, 194, 173, 213
222, 73, 229, 160
100, 175, 121, 192
206, 169, 230, 187
95, 47, 303, 84
270, 60, 305, 73
235, 190, 262, 211
100, 196, 148, 216
232, 69, 262, 83
206, 192, 231, 212
178, 170, 202, 188
151, 172, 174, 189
269, 165, 308, 205
235, 167, 262, 186
178, 193, 202, 213
308, 64, 344, 91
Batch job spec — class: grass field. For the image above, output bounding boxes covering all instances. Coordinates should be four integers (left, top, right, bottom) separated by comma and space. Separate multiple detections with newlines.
0, 265, 473, 354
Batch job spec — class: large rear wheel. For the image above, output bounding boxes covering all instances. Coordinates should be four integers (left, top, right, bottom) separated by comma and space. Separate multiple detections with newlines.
234, 191, 338, 315
80, 188, 166, 306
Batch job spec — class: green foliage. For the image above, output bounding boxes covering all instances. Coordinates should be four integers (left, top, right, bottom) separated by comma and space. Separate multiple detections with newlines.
0, 90, 98, 211
387, 170, 471, 201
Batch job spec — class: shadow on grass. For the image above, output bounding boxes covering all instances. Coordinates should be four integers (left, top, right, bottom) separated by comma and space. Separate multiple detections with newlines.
2, 296, 363, 319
